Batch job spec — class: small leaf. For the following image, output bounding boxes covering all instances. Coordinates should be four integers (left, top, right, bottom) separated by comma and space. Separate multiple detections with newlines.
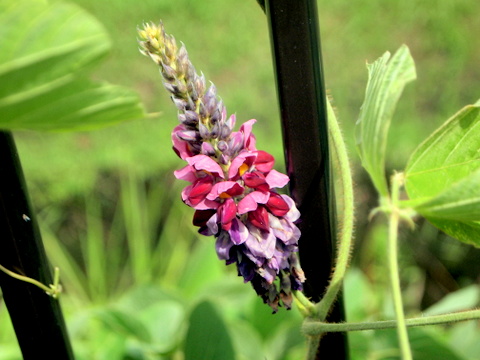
423, 285, 480, 316
184, 300, 235, 360
405, 103, 480, 246
355, 45, 416, 196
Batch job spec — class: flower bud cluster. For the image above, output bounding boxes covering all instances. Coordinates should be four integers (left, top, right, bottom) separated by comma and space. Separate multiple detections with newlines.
139, 23, 305, 312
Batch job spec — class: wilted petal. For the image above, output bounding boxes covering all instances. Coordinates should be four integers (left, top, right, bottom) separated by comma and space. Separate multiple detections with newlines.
282, 195, 301, 222
268, 214, 301, 245
237, 191, 270, 214
215, 231, 233, 260
265, 169, 290, 189
246, 225, 276, 259
206, 212, 219, 234
257, 266, 276, 284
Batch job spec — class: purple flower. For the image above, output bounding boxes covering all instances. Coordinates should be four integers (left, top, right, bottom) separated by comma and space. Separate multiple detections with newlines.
139, 22, 305, 312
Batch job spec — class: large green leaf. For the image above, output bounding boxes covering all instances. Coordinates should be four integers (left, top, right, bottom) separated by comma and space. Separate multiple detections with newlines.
184, 300, 235, 360
355, 45, 416, 196
0, 0, 145, 131
405, 103, 480, 246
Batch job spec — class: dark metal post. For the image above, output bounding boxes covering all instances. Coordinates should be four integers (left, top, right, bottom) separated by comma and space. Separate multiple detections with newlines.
264, 0, 348, 358
0, 131, 74, 359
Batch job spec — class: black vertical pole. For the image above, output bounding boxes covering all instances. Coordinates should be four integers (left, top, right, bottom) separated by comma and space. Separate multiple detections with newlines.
264, 0, 348, 358
0, 131, 74, 359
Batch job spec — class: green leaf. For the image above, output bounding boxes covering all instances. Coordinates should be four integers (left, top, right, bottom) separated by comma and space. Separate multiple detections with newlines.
0, 0, 145, 131
355, 45, 416, 196
138, 300, 185, 353
184, 300, 236, 360
375, 327, 467, 360
93, 308, 151, 343
405, 104, 480, 246
413, 169, 480, 221
423, 285, 480, 316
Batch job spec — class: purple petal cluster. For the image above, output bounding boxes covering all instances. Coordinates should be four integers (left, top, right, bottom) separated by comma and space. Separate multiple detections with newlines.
139, 22, 305, 311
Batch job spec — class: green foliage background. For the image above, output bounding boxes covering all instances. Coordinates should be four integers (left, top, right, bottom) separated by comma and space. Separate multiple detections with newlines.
1, 0, 480, 359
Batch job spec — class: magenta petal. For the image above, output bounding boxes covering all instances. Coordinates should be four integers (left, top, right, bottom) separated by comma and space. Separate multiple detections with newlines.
248, 206, 270, 232
174, 165, 197, 183
265, 169, 290, 189
237, 191, 270, 214
190, 198, 220, 210
188, 178, 214, 205
172, 124, 194, 160
187, 155, 224, 178
207, 181, 244, 200
266, 192, 290, 217
228, 152, 256, 180
220, 198, 237, 230
254, 150, 274, 172
239, 119, 257, 150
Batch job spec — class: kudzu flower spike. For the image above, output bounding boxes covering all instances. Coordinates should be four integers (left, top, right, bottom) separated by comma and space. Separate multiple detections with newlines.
139, 22, 305, 312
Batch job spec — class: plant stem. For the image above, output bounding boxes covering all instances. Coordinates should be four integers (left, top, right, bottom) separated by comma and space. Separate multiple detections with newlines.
314, 99, 355, 321
0, 264, 61, 298
302, 309, 480, 334
388, 173, 412, 360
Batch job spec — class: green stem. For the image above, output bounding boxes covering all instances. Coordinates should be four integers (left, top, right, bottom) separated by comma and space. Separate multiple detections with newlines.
314, 99, 355, 321
302, 309, 480, 334
0, 264, 61, 298
388, 173, 412, 360
305, 99, 355, 360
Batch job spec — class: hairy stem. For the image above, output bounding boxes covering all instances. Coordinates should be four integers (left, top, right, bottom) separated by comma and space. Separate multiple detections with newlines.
305, 99, 355, 360
314, 99, 355, 320
302, 309, 480, 334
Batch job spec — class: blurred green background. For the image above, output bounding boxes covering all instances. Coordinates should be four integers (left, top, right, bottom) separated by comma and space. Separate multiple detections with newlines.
1, 0, 480, 359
